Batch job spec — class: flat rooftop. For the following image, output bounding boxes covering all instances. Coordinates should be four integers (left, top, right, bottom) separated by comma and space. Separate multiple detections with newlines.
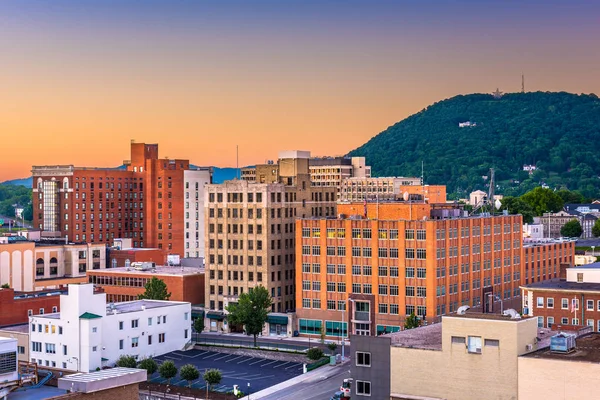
523, 333, 600, 363
0, 324, 29, 333
387, 323, 442, 350
522, 278, 600, 292
32, 299, 185, 320
88, 266, 204, 276
58, 367, 146, 393
446, 312, 531, 322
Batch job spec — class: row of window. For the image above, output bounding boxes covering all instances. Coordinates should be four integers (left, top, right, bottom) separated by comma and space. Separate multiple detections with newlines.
537, 316, 600, 331
302, 228, 426, 241
535, 297, 600, 311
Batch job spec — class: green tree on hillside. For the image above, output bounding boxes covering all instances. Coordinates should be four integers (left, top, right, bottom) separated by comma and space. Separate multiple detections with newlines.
521, 187, 564, 216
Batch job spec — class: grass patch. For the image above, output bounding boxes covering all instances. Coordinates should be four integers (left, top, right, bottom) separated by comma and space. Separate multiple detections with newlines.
194, 343, 306, 355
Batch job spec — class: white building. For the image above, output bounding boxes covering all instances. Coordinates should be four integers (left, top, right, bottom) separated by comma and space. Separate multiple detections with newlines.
0, 337, 18, 393
522, 223, 544, 239
184, 168, 212, 259
29, 284, 191, 372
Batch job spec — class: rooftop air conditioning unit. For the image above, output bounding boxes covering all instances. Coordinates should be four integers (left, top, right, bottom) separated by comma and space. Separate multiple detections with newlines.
526, 344, 533, 351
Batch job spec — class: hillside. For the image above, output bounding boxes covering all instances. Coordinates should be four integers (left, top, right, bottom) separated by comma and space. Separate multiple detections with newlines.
348, 92, 600, 198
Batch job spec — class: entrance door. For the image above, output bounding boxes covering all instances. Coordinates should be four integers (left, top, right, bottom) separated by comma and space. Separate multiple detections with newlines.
276, 324, 282, 335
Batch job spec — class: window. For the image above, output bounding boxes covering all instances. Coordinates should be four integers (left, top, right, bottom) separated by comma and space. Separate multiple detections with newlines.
131, 319, 139, 328
467, 336, 482, 354
132, 337, 139, 348
561, 298, 569, 309
547, 298, 554, 309
148, 317, 153, 326
485, 339, 499, 347
536, 297, 544, 308
92, 327, 97, 333
356, 381, 371, 396
159, 333, 166, 343
537, 316, 544, 328
355, 352, 371, 367
299, 319, 322, 335
119, 340, 124, 350
547, 317, 554, 328
588, 300, 595, 311
119, 321, 124, 330
451, 336, 465, 344
92, 346, 97, 352
405, 268, 415, 278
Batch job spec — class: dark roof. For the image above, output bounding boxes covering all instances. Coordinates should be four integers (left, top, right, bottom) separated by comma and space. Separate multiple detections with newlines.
522, 278, 600, 292
523, 333, 600, 362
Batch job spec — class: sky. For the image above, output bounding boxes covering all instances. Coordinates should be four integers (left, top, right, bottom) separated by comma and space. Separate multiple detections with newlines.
1, 0, 599, 182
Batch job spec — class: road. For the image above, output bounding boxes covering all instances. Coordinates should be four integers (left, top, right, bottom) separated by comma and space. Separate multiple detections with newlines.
576, 238, 600, 248
258, 365, 351, 400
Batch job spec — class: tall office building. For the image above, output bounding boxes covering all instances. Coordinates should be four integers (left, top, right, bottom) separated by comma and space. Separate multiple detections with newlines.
184, 167, 213, 258
204, 151, 337, 332
32, 141, 209, 258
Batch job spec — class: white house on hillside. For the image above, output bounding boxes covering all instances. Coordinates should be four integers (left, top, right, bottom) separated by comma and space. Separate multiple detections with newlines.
29, 284, 191, 372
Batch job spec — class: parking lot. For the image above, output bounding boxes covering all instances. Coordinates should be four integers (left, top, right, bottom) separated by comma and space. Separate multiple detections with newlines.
152, 349, 305, 393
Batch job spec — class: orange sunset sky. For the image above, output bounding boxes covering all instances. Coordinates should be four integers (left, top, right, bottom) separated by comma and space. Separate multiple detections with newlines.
1, 1, 599, 182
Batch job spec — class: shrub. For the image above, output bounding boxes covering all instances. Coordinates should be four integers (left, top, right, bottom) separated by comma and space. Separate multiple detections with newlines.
307, 347, 324, 361
115, 355, 137, 368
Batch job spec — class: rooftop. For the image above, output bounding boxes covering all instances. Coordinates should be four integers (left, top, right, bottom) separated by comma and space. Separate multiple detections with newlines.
58, 367, 146, 393
522, 278, 600, 292
0, 324, 29, 333
108, 299, 185, 314
446, 312, 531, 322
387, 323, 442, 350
523, 333, 600, 363
88, 265, 204, 276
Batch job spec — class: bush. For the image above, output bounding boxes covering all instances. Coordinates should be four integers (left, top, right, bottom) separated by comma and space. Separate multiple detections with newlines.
115, 355, 137, 368
307, 347, 324, 361
327, 342, 338, 354
180, 364, 200, 387
137, 358, 158, 378
158, 360, 178, 384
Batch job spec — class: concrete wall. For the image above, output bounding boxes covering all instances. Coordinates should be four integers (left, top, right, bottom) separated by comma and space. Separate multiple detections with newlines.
518, 356, 600, 400
350, 334, 390, 399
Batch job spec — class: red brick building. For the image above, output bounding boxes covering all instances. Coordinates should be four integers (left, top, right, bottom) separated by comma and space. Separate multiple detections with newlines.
0, 288, 62, 326
108, 248, 166, 268
87, 266, 205, 304
32, 142, 189, 257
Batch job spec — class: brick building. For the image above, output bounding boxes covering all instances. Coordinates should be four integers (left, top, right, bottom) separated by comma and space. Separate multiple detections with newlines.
522, 263, 600, 331
296, 201, 574, 338
32, 141, 208, 258
0, 288, 62, 327
87, 266, 205, 304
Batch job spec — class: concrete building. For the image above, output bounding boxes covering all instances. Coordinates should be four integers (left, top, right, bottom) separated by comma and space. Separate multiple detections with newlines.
536, 211, 577, 239
296, 201, 574, 339
0, 241, 107, 292
0, 337, 18, 392
0, 324, 29, 362
29, 284, 191, 372
338, 177, 432, 202
56, 368, 147, 400
522, 263, 600, 331
184, 167, 212, 258
87, 265, 205, 304
523, 223, 544, 239
205, 151, 337, 333
32, 141, 209, 257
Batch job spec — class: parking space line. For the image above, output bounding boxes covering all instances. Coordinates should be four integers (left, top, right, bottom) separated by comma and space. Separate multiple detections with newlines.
249, 358, 266, 365
214, 353, 233, 361
225, 355, 244, 363
202, 353, 218, 359
260, 360, 278, 367
236, 357, 253, 364
181, 351, 208, 358
285, 363, 300, 370
274, 361, 290, 368
164, 355, 182, 361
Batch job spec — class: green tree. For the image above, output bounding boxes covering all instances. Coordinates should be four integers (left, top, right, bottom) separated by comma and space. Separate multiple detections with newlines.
327, 342, 338, 355
22, 203, 33, 222
556, 189, 586, 204
193, 317, 204, 333
521, 187, 564, 216
158, 360, 178, 384
1, 283, 9, 289
137, 358, 157, 379
307, 347, 324, 361
203, 369, 222, 399
498, 196, 534, 224
138, 277, 171, 300
225, 285, 271, 347
115, 355, 137, 368
561, 219, 583, 238
319, 325, 326, 344
592, 219, 600, 238
179, 364, 200, 387
404, 313, 420, 330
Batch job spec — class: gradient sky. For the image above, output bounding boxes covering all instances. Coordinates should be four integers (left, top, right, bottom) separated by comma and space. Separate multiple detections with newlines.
1, 0, 599, 181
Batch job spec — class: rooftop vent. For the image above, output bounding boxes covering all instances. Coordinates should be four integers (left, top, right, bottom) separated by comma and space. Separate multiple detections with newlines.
502, 309, 521, 319
457, 305, 470, 315
550, 333, 576, 353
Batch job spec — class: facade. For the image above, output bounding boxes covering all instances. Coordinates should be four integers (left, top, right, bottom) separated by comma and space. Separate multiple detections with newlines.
32, 141, 206, 257
338, 177, 429, 202
522, 263, 600, 331
522, 223, 544, 239
87, 266, 205, 304
295, 202, 575, 338
0, 337, 18, 389
0, 288, 62, 327
0, 241, 107, 292
56, 367, 147, 400
205, 151, 337, 333
29, 284, 191, 372
183, 168, 213, 258
0, 325, 29, 362
536, 211, 577, 238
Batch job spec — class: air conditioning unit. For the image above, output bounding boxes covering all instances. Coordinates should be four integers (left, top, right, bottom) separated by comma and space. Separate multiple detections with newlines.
526, 344, 533, 351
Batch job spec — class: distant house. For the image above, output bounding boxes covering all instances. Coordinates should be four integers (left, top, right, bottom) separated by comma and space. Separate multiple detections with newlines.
523, 165, 537, 175
458, 121, 477, 128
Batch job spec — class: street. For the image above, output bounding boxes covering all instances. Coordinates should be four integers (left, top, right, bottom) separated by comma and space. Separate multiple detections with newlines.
576, 238, 600, 248
257, 365, 351, 400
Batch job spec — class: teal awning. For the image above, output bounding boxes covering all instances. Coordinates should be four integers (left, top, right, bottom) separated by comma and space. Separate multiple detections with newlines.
192, 310, 205, 318
206, 312, 225, 321
80, 312, 102, 320
267, 315, 288, 325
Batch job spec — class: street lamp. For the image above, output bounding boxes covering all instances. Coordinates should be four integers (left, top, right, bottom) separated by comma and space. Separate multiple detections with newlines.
248, 382, 251, 400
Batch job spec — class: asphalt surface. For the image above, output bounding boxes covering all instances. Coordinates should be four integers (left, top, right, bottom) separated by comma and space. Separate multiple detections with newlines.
197, 333, 337, 353
152, 349, 304, 393
258, 366, 352, 400
576, 238, 600, 248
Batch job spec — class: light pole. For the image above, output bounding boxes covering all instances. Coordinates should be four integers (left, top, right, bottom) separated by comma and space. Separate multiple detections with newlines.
341, 301, 345, 360
592, 246, 596, 257
248, 382, 251, 400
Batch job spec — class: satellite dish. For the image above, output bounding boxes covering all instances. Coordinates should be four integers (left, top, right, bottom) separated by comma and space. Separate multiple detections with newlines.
403, 192, 409, 201
494, 198, 502, 210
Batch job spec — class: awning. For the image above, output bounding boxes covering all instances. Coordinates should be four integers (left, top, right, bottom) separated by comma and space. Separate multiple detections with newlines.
267, 315, 288, 325
192, 310, 205, 318
206, 311, 225, 321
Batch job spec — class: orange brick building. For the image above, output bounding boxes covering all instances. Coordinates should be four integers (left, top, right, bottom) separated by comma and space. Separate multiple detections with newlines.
87, 266, 205, 305
32, 142, 189, 257
108, 248, 166, 268
295, 202, 574, 338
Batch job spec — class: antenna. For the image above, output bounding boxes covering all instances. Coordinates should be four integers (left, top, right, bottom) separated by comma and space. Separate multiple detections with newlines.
521, 74, 525, 93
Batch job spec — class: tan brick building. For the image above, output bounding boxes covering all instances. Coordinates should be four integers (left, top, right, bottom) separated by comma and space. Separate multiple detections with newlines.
204, 151, 336, 333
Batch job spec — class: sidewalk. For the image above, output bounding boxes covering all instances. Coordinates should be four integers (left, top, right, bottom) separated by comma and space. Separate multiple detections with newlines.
238, 359, 350, 400
201, 331, 351, 345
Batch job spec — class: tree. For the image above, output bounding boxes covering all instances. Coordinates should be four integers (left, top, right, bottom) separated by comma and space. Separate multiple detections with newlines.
404, 313, 420, 330
137, 358, 157, 379
520, 187, 564, 216
179, 364, 200, 387
592, 219, 600, 238
115, 355, 137, 368
138, 277, 171, 300
158, 360, 178, 384
556, 189, 586, 204
193, 317, 204, 333
319, 325, 326, 344
561, 219, 583, 238
497, 196, 534, 224
307, 347, 324, 361
327, 342, 338, 355
225, 285, 271, 347
203, 369, 222, 399
1, 283, 9, 289
22, 203, 33, 222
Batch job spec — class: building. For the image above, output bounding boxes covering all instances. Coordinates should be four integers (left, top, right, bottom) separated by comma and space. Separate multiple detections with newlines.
295, 201, 574, 338
536, 211, 577, 238
87, 265, 205, 304
521, 263, 600, 331
32, 141, 211, 257
0, 288, 62, 327
0, 324, 29, 362
338, 177, 432, 202
56, 368, 147, 400
29, 284, 191, 372
0, 337, 18, 386
350, 311, 542, 400
184, 167, 213, 258
0, 241, 107, 291
205, 150, 337, 333
522, 223, 544, 239
518, 333, 600, 400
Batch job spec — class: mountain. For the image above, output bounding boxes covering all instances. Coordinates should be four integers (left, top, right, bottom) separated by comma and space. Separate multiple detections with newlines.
1, 167, 241, 187
348, 91, 600, 198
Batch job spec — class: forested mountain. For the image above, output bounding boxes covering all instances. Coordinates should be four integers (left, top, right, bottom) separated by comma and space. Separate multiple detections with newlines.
348, 92, 600, 198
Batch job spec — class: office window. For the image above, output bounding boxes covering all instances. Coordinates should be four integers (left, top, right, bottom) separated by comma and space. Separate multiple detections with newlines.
132, 337, 139, 348
467, 336, 482, 354
131, 319, 139, 328
355, 352, 371, 367
356, 381, 371, 396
